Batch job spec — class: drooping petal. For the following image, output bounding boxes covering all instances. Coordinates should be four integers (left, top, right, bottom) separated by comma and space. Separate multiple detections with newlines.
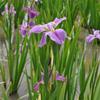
46, 31, 62, 44
53, 17, 66, 27
56, 73, 66, 82
46, 29, 67, 45
55, 29, 67, 40
39, 33, 47, 47
29, 25, 46, 34
86, 35, 95, 43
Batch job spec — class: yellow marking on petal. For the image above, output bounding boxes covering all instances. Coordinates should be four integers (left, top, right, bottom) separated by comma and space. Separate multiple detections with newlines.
43, 27, 49, 31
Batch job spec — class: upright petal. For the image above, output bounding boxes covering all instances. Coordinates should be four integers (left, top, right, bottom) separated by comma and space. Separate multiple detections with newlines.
93, 30, 100, 39
28, 9, 39, 18
28, 21, 35, 27
93, 30, 100, 35
86, 35, 95, 43
47, 23, 54, 31
24, 7, 39, 18
95, 34, 100, 39
53, 17, 66, 27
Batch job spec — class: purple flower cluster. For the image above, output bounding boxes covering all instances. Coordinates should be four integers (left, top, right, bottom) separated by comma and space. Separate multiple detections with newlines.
33, 72, 66, 92
86, 30, 100, 43
2, 3, 16, 15
20, 6, 70, 47
20, 7, 38, 37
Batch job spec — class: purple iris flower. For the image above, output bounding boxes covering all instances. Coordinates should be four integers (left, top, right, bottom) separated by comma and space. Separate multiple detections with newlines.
86, 30, 100, 43
33, 73, 44, 92
33, 72, 66, 92
34, 82, 40, 92
20, 22, 35, 37
20, 22, 28, 37
2, 3, 16, 15
56, 73, 66, 82
24, 7, 39, 19
29, 17, 69, 47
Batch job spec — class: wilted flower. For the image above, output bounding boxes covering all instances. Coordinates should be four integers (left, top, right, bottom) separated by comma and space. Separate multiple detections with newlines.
24, 7, 39, 19
2, 3, 16, 15
86, 30, 100, 43
29, 17, 70, 47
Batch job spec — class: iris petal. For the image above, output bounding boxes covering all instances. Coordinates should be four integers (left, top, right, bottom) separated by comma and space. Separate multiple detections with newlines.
53, 17, 66, 27
24, 7, 39, 18
29, 25, 46, 34
95, 34, 100, 39
94, 30, 100, 39
46, 29, 67, 45
86, 35, 95, 43
39, 33, 47, 47
34, 83, 40, 92
56, 73, 65, 82
20, 22, 28, 37
55, 29, 67, 41
46, 31, 62, 44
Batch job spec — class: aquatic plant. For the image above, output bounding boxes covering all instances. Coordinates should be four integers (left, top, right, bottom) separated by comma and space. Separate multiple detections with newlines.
0, 0, 100, 100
